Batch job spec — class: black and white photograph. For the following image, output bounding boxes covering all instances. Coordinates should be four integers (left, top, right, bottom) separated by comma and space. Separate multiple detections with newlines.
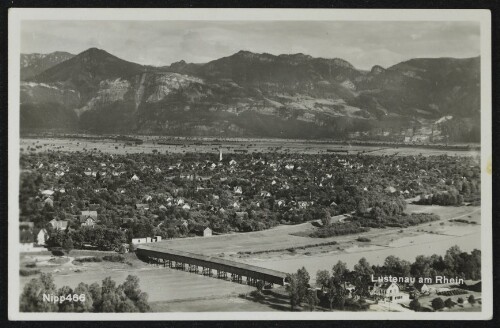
7, 8, 492, 320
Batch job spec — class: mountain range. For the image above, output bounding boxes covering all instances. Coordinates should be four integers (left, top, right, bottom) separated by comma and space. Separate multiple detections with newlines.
20, 48, 480, 141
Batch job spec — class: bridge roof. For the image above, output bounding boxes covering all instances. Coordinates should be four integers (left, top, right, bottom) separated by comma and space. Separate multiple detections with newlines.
137, 244, 288, 280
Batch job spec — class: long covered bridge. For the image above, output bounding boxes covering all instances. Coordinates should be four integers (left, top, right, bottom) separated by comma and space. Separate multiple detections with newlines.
136, 245, 289, 286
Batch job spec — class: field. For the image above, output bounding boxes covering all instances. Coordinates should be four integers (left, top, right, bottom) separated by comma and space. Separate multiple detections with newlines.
21, 136, 480, 157
151, 296, 281, 312
136, 204, 481, 283
20, 252, 255, 304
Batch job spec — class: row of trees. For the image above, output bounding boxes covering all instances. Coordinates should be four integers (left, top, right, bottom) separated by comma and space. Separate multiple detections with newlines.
47, 226, 127, 252
20, 273, 150, 312
284, 246, 480, 311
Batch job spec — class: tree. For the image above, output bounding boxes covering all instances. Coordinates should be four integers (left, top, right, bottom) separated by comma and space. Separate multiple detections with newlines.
431, 297, 445, 311
20, 273, 58, 312
89, 282, 102, 311
320, 209, 331, 227
353, 257, 374, 297
316, 270, 330, 292
383, 256, 411, 281
297, 267, 310, 303
62, 236, 74, 256
457, 297, 464, 304
409, 298, 421, 312
122, 275, 150, 312
306, 289, 319, 312
325, 277, 337, 310
286, 273, 300, 311
411, 255, 433, 278
332, 261, 348, 283
468, 295, 476, 306
444, 298, 455, 308
57, 286, 75, 312
73, 282, 94, 312
100, 277, 119, 312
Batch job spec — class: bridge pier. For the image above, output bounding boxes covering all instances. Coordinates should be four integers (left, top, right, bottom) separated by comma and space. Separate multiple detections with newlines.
202, 267, 212, 276
188, 264, 198, 273
216, 270, 228, 279
231, 273, 243, 283
136, 249, 286, 288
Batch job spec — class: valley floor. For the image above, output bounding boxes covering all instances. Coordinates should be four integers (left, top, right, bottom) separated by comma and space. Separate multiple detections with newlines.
20, 137, 480, 157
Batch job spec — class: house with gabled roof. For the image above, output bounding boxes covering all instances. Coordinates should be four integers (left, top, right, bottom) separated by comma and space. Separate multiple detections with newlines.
370, 282, 409, 303
43, 197, 54, 207
79, 211, 98, 227
203, 227, 213, 237
80, 210, 97, 220
36, 228, 48, 246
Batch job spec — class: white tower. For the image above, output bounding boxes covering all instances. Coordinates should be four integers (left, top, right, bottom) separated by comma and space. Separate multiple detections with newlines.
219, 148, 223, 162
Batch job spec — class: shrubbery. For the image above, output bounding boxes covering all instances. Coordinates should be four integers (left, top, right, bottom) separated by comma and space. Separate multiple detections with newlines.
310, 222, 369, 238
102, 255, 125, 263
20, 269, 41, 276
73, 255, 125, 264
74, 256, 103, 263
351, 213, 440, 229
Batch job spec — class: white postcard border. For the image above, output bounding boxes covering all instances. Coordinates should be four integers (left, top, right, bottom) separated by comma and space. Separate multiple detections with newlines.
8, 8, 493, 321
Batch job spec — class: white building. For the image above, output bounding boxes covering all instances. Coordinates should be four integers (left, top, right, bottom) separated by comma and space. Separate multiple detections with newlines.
36, 228, 48, 246
203, 227, 212, 237
370, 282, 410, 303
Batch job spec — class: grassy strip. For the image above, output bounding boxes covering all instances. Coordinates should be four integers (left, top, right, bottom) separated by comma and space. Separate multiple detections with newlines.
73, 254, 126, 264
450, 219, 477, 224
237, 240, 338, 255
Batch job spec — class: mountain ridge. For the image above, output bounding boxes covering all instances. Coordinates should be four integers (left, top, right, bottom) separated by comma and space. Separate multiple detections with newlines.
21, 51, 75, 80
20, 48, 481, 142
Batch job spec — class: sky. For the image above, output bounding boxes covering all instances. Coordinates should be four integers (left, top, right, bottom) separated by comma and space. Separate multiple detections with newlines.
21, 20, 480, 70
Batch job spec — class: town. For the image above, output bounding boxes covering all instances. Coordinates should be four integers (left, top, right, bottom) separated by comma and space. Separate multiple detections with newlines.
18, 140, 482, 312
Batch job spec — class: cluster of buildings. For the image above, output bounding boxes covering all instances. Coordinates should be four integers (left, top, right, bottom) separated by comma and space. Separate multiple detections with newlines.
19, 210, 99, 251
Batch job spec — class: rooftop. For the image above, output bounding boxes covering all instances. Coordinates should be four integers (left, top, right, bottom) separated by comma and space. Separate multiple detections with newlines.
137, 245, 288, 280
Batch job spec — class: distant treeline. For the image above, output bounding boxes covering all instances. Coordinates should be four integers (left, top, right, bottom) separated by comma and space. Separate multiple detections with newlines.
21, 133, 143, 144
